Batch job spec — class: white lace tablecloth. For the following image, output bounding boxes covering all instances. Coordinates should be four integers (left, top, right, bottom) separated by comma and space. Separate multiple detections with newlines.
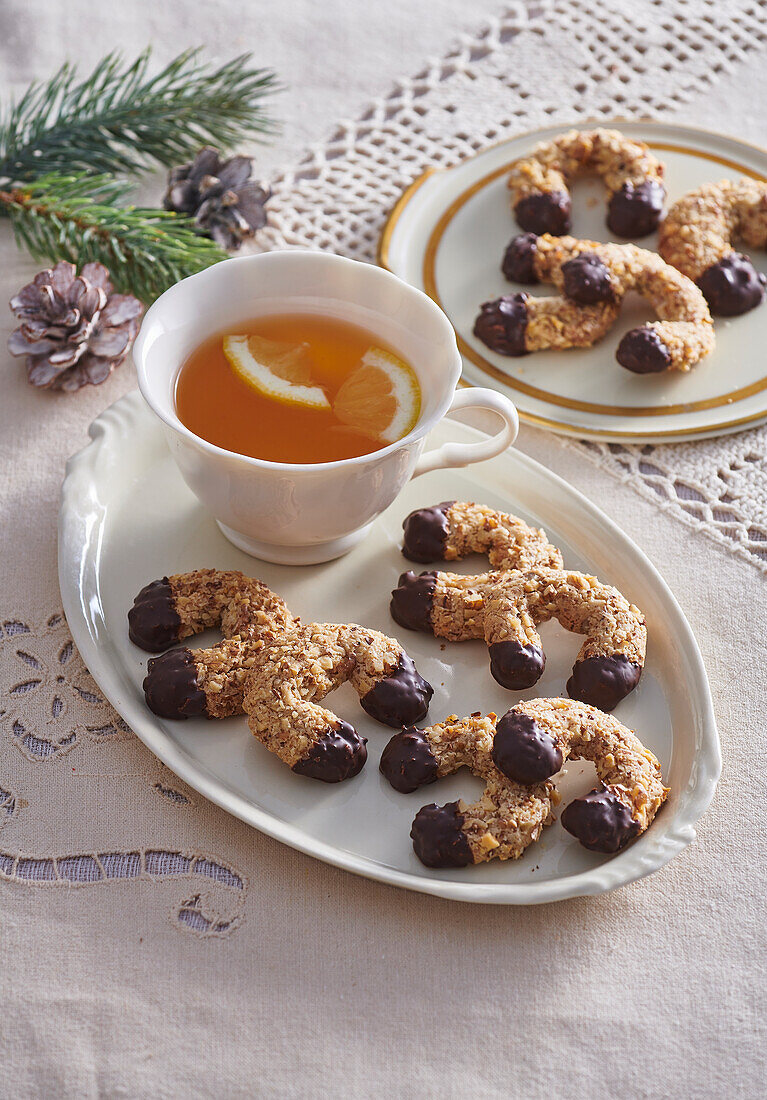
2, 2, 766, 1096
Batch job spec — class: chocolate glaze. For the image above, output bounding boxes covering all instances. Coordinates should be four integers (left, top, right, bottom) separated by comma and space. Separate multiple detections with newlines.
561, 252, 615, 305
561, 787, 640, 852
401, 501, 454, 562
361, 653, 433, 727
492, 709, 563, 785
143, 648, 207, 720
410, 801, 473, 868
390, 570, 438, 633
502, 233, 539, 284
128, 577, 181, 653
473, 294, 529, 357
379, 727, 439, 793
697, 252, 766, 316
488, 640, 545, 690
606, 179, 665, 238
566, 654, 642, 711
616, 327, 671, 374
292, 720, 368, 782
515, 190, 572, 236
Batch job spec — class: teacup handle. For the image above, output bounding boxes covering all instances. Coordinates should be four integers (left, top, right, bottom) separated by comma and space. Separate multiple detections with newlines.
412, 388, 519, 478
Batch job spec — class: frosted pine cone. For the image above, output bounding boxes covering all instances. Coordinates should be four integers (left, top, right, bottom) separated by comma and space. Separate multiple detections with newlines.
164, 146, 270, 250
8, 262, 143, 392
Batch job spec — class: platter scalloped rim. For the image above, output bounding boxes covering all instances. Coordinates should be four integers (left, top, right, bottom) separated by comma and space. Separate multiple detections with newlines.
58, 391, 721, 904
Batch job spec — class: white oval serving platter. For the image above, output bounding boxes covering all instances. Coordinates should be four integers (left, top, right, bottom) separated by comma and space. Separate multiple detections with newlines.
59, 392, 720, 903
380, 120, 767, 442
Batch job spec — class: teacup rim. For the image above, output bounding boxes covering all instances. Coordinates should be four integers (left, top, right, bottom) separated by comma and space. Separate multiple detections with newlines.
133, 250, 463, 473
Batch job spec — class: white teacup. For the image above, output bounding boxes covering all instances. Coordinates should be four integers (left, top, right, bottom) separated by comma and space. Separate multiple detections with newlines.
133, 251, 519, 564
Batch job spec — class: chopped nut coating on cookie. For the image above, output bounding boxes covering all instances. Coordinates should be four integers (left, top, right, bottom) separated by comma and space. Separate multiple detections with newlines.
659, 178, 767, 316
381, 700, 668, 867
516, 698, 668, 850
242, 623, 433, 780
382, 712, 555, 866
484, 234, 715, 373
400, 500, 562, 572
392, 503, 646, 708
129, 571, 433, 771
398, 565, 646, 709
129, 570, 295, 720
507, 128, 666, 238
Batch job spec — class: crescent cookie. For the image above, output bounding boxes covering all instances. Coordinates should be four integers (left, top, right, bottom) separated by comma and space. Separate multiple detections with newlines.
129, 572, 433, 755
394, 566, 645, 711
391, 502, 646, 710
477, 233, 715, 374
242, 623, 433, 782
379, 699, 668, 868
658, 178, 767, 316
129, 570, 295, 718
506, 127, 666, 239
397, 499, 563, 571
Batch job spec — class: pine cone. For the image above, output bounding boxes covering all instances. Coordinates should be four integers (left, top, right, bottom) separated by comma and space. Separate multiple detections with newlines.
164, 146, 270, 250
8, 262, 143, 392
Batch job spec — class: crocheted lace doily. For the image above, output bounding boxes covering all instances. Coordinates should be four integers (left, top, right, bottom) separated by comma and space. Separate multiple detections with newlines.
262, 0, 767, 573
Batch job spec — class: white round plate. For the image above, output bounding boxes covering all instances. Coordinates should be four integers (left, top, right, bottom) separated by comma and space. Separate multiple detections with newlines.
379, 120, 767, 442
59, 392, 720, 903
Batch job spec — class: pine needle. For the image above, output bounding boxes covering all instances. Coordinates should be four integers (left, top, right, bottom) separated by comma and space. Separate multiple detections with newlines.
0, 172, 228, 301
0, 49, 280, 183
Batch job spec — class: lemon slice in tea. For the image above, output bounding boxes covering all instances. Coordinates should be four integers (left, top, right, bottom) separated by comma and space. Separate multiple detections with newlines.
223, 334, 330, 409
333, 348, 420, 443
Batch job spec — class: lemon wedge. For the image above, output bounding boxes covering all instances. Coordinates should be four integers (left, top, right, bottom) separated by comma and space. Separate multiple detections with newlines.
333, 347, 420, 443
223, 334, 330, 409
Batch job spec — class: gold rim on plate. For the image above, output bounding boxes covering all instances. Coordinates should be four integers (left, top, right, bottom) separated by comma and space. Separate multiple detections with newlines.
378, 122, 767, 440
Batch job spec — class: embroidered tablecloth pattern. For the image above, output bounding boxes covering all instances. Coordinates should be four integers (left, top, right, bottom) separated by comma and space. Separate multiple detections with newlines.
1, 2, 766, 1096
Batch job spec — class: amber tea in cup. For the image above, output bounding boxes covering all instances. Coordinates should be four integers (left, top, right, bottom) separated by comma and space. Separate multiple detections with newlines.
137, 249, 518, 562
175, 312, 422, 464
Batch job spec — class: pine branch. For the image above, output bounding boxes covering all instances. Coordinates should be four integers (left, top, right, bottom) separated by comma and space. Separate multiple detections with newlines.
0, 172, 227, 301
0, 49, 280, 183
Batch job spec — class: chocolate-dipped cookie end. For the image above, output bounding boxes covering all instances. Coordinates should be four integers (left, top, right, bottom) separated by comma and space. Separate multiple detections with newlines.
515, 190, 572, 236
697, 252, 766, 316
473, 295, 530, 357
410, 801, 473, 868
390, 571, 438, 633
143, 647, 207, 720
401, 502, 454, 562
561, 787, 640, 852
561, 252, 615, 305
292, 720, 368, 783
128, 577, 181, 653
361, 653, 433, 728
492, 709, 563, 785
616, 327, 671, 374
502, 232, 539, 284
566, 654, 642, 711
607, 179, 665, 238
488, 640, 545, 690
380, 727, 439, 793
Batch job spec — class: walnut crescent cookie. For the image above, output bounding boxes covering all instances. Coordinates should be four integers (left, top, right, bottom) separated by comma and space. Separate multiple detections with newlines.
506, 128, 666, 239
658, 178, 767, 316
380, 699, 668, 868
482, 568, 646, 709
128, 570, 295, 719
380, 712, 557, 867
242, 623, 433, 783
395, 566, 646, 710
395, 499, 563, 570
129, 573, 434, 757
391, 502, 646, 710
479, 233, 715, 374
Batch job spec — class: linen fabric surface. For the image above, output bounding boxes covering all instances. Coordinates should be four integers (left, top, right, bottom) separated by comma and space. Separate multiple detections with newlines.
0, 2, 765, 1096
